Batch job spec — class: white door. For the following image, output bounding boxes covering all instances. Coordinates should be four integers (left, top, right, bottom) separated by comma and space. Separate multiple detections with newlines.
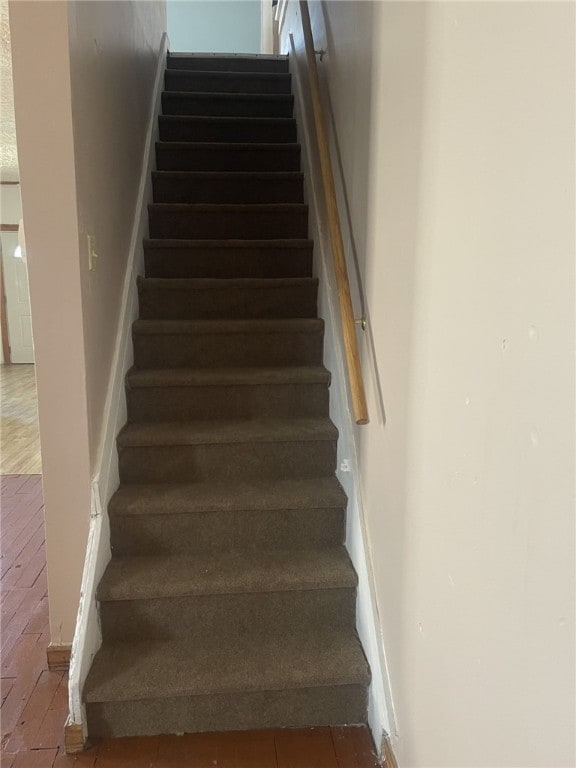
0, 233, 34, 363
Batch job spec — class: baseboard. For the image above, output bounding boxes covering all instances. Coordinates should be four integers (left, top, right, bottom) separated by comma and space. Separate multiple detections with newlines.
382, 734, 399, 768
67, 31, 169, 730
64, 717, 85, 754
46, 643, 71, 671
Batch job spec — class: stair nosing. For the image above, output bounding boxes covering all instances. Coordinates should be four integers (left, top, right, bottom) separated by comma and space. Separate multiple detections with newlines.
163, 89, 293, 98
166, 69, 291, 79
155, 141, 300, 152
117, 416, 338, 448
125, 363, 329, 388
97, 547, 357, 602
143, 238, 313, 249
133, 318, 324, 335
152, 170, 303, 179
128, 365, 324, 383
159, 115, 296, 125
137, 276, 317, 289
109, 477, 347, 517
148, 202, 307, 212
83, 631, 370, 704
167, 53, 289, 60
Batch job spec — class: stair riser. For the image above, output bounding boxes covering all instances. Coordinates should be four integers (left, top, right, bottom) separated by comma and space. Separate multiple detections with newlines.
152, 175, 304, 204
118, 440, 337, 483
148, 207, 308, 240
138, 282, 317, 320
133, 330, 324, 368
159, 118, 297, 143
144, 245, 313, 279
165, 71, 292, 94
167, 57, 289, 73
86, 684, 368, 739
162, 93, 294, 118
110, 508, 345, 556
156, 145, 300, 172
127, 383, 329, 422
100, 589, 356, 642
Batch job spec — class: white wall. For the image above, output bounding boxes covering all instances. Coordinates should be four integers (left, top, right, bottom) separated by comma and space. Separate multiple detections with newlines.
280, 1, 575, 765
0, 183, 22, 364
0, 183, 21, 223
167, 0, 260, 53
9, 0, 166, 645
10, 1, 92, 646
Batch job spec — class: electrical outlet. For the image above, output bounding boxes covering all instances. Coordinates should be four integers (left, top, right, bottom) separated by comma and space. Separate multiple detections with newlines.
87, 234, 99, 271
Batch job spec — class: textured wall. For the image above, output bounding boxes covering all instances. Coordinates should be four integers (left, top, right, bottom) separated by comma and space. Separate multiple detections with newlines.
0, 0, 18, 181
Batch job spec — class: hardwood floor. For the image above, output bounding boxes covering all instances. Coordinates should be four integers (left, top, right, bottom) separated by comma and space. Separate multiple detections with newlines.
0, 475, 381, 767
0, 364, 42, 475
76, 727, 381, 767
0, 474, 66, 767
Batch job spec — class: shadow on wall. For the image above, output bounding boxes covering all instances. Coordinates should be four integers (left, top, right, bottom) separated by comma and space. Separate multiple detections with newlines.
167, 0, 261, 53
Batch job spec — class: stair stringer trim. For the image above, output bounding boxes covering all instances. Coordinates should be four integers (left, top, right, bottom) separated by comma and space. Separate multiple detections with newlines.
285, 31, 396, 749
67, 32, 170, 737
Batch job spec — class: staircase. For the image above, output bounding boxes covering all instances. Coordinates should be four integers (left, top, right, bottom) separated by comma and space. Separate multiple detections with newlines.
83, 52, 370, 740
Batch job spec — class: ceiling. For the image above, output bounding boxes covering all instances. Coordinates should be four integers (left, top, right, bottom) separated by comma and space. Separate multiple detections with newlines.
0, 0, 19, 183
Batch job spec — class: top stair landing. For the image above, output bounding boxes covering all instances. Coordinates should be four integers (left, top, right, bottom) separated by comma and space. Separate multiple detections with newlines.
167, 53, 290, 73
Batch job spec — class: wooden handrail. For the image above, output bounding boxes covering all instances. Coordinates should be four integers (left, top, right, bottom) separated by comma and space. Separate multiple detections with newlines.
299, 0, 369, 425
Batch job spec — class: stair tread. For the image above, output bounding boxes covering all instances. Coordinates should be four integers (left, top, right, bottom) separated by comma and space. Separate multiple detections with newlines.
166, 69, 290, 80
117, 417, 338, 448
168, 51, 288, 61
84, 629, 370, 703
143, 238, 313, 249
126, 365, 329, 388
138, 277, 316, 289
98, 546, 356, 602
163, 90, 293, 101
156, 141, 299, 152
148, 202, 306, 212
110, 476, 346, 517
152, 170, 303, 179
159, 115, 296, 125
133, 317, 324, 335
168, 53, 288, 60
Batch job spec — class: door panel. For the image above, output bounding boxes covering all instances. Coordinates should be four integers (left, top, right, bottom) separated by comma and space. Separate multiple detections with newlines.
1, 232, 34, 364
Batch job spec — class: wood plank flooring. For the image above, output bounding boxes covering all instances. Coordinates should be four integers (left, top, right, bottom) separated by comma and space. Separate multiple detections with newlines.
0, 474, 64, 766
0, 364, 42, 475
0, 475, 381, 766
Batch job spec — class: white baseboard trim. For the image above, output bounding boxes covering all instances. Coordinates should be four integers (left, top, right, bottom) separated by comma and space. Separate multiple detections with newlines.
67, 32, 169, 731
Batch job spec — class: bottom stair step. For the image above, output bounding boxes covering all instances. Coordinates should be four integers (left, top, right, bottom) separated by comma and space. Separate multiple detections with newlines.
84, 631, 370, 738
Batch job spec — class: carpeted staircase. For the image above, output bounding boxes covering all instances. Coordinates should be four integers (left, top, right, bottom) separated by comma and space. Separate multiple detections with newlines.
83, 52, 370, 740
